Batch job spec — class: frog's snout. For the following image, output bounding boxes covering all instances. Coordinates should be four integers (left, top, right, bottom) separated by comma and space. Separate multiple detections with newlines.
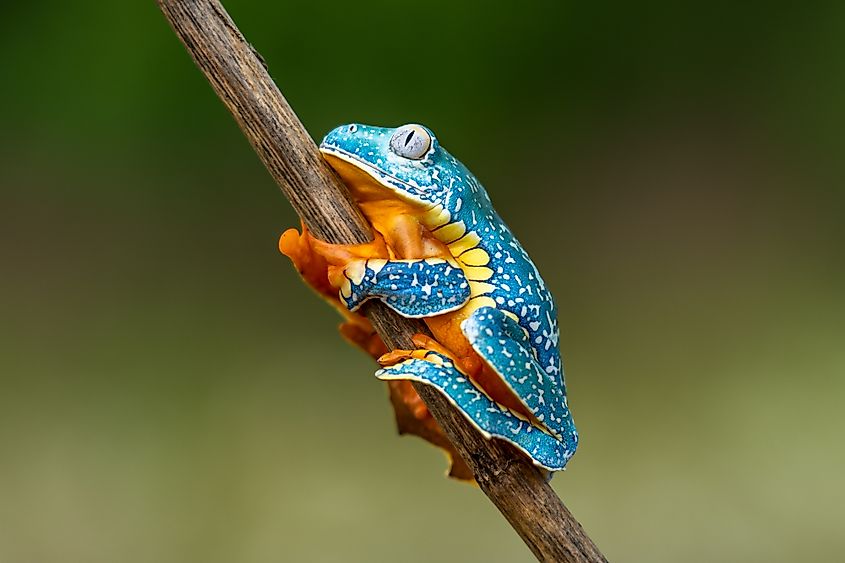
319, 123, 362, 154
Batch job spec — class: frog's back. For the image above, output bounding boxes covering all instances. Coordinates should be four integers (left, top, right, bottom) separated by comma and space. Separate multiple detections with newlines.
474, 210, 562, 383
426, 170, 563, 390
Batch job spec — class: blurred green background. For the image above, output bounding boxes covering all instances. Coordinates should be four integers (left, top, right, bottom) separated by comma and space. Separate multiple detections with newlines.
1, 1, 843, 561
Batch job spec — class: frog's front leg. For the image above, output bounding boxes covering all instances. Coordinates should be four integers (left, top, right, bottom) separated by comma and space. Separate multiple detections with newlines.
285, 226, 469, 318
337, 258, 471, 318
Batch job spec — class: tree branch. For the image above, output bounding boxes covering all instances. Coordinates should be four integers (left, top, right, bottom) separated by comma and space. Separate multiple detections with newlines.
156, 2, 607, 561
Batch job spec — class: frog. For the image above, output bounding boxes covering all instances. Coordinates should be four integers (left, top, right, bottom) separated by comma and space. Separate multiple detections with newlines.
279, 123, 577, 478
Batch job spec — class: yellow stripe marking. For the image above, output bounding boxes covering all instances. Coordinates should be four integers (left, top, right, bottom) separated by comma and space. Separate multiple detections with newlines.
436, 220, 466, 243
458, 248, 490, 267
422, 205, 451, 228
464, 265, 494, 281
468, 281, 496, 295
448, 231, 481, 256
464, 295, 497, 313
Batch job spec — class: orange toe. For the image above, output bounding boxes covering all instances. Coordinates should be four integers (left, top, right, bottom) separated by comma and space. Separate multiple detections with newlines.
378, 349, 416, 366
279, 228, 305, 261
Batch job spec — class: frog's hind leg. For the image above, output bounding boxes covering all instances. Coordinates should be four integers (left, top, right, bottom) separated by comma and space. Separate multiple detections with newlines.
375, 351, 574, 471
461, 306, 577, 451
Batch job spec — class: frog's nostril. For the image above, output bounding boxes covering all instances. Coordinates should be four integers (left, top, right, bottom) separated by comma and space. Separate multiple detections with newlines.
347, 124, 358, 133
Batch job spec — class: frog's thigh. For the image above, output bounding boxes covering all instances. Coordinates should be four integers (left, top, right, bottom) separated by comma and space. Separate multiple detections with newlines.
341, 258, 470, 318
460, 306, 574, 439
375, 352, 574, 471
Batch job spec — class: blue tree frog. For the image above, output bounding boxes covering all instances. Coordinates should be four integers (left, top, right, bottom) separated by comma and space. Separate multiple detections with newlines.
280, 124, 577, 478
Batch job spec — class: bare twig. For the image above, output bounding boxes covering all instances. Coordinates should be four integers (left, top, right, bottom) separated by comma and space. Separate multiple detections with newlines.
156, 2, 607, 561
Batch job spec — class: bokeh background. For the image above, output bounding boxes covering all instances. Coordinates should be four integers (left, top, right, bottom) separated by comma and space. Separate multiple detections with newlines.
1, 1, 843, 561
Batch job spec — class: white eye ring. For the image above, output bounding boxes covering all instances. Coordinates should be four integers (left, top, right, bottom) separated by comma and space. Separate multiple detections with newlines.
389, 124, 431, 160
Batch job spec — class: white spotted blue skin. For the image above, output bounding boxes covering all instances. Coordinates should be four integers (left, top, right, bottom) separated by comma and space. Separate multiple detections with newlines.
320, 124, 577, 471
341, 258, 471, 318
375, 352, 574, 470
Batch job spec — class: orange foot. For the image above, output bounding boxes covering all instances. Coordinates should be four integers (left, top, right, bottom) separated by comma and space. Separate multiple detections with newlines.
378, 333, 483, 379
279, 223, 390, 293
279, 225, 335, 300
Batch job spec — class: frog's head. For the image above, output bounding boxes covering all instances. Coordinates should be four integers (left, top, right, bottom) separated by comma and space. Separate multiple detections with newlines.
319, 123, 483, 217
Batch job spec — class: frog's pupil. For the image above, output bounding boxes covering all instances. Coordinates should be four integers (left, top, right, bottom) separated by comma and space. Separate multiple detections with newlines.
404, 131, 415, 146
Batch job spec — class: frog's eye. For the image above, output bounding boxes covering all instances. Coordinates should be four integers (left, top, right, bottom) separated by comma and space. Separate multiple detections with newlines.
389, 124, 431, 160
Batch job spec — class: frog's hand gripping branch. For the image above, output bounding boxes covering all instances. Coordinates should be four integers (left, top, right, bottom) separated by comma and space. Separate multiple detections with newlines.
279, 225, 387, 357
280, 226, 475, 479
282, 224, 472, 316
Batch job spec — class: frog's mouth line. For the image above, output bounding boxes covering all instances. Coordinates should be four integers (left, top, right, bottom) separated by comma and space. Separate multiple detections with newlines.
319, 145, 435, 211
